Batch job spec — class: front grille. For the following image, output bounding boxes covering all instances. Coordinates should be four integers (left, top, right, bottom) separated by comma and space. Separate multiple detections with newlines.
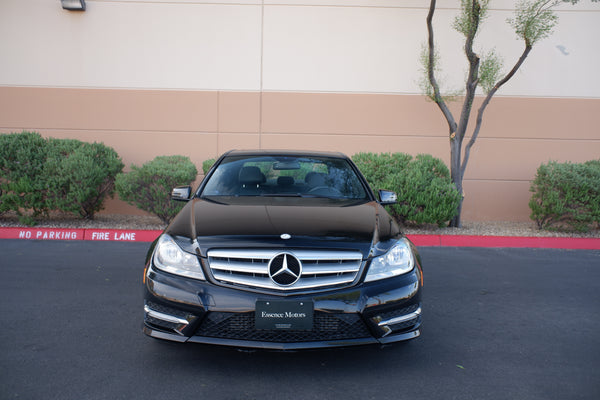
207, 249, 363, 291
196, 311, 371, 343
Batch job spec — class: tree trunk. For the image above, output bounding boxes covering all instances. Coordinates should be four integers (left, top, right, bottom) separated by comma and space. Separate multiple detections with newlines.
449, 137, 463, 228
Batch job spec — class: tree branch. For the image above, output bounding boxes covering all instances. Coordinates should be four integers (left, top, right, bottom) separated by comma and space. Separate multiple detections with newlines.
461, 44, 533, 176
456, 1, 482, 143
427, 0, 457, 136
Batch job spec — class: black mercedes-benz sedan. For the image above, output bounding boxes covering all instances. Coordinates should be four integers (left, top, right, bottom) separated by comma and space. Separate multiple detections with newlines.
143, 150, 423, 350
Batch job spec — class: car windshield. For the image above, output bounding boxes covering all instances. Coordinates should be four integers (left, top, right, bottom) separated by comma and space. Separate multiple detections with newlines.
201, 155, 369, 200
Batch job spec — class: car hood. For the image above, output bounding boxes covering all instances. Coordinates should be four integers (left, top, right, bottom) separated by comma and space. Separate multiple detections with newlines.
166, 197, 402, 258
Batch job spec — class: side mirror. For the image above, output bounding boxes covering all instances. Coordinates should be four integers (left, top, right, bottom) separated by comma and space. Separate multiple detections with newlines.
378, 189, 397, 205
171, 186, 192, 202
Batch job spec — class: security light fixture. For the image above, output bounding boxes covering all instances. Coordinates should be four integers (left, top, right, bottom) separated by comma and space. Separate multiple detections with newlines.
61, 0, 86, 11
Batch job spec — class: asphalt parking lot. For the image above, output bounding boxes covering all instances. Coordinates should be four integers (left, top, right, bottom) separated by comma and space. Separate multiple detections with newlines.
1, 240, 599, 400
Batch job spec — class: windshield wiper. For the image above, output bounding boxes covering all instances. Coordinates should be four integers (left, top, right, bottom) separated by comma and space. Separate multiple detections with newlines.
258, 193, 350, 200
300, 194, 344, 199
199, 196, 229, 205
260, 193, 303, 197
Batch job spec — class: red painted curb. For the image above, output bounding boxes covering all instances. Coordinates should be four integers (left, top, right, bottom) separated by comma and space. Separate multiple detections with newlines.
406, 234, 441, 247
0, 227, 162, 242
84, 229, 163, 242
0, 227, 599, 249
0, 227, 86, 241
408, 234, 600, 250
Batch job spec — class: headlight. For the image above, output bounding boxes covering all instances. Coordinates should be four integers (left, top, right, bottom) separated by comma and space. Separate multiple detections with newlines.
365, 238, 415, 282
153, 234, 205, 280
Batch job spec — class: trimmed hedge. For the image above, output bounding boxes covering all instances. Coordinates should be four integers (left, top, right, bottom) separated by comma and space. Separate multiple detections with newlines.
353, 152, 461, 227
529, 160, 600, 232
0, 132, 49, 223
115, 155, 198, 224
0, 132, 123, 225
46, 141, 124, 219
202, 158, 216, 175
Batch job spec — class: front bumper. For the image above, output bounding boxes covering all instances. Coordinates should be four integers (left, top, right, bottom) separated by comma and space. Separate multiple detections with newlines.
143, 263, 423, 350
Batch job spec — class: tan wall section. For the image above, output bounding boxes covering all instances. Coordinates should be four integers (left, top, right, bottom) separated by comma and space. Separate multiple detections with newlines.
1, 86, 599, 222
0, 87, 218, 133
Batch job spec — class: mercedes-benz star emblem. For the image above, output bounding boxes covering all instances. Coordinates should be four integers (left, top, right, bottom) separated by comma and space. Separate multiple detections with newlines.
268, 253, 302, 286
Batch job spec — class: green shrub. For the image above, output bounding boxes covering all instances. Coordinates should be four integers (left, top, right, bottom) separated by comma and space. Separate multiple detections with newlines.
352, 153, 412, 187
46, 137, 84, 158
46, 141, 124, 219
353, 152, 461, 227
0, 132, 50, 224
529, 160, 600, 232
202, 158, 216, 175
116, 155, 198, 224
0, 132, 124, 224
399, 154, 462, 226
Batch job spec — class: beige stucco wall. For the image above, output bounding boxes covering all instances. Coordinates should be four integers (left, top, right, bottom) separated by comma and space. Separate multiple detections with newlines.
0, 1, 599, 221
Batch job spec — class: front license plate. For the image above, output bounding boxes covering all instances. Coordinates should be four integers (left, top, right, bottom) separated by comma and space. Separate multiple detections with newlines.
255, 300, 314, 330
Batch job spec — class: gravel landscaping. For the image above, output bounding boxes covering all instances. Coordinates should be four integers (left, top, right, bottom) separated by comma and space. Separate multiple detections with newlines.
1, 211, 599, 238
0, 212, 166, 231
403, 220, 600, 238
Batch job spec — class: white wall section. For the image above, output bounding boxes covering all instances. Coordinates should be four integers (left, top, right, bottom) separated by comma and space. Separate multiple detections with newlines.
0, 0, 263, 90
0, 0, 598, 97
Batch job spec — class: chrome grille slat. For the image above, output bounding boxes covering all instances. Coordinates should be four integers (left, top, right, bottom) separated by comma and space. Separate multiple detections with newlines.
211, 272, 356, 291
209, 260, 267, 274
207, 249, 363, 291
302, 262, 361, 275
208, 249, 361, 261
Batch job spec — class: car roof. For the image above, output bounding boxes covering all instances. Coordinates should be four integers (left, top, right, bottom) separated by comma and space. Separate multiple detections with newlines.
223, 149, 349, 159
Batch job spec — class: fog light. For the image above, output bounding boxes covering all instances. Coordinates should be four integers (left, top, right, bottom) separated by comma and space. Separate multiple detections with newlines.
144, 303, 193, 336
375, 307, 422, 337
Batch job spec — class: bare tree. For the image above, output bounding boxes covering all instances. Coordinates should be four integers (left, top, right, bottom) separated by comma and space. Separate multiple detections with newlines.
423, 0, 568, 227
